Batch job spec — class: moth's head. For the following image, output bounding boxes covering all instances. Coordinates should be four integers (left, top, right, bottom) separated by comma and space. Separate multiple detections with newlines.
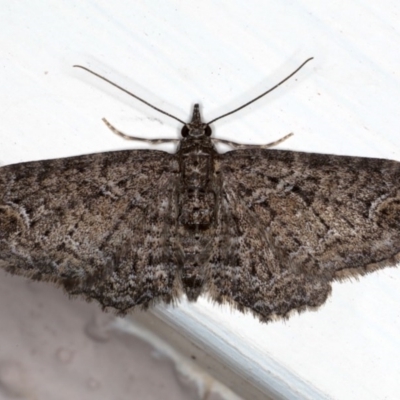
181, 104, 212, 139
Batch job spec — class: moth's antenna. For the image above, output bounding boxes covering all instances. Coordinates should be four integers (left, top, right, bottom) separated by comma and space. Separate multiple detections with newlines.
73, 65, 186, 125
208, 57, 314, 125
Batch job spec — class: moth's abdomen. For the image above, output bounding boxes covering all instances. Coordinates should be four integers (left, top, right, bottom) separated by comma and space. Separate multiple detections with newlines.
178, 189, 216, 227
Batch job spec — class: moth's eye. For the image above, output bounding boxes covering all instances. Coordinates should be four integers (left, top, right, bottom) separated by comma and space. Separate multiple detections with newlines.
181, 125, 189, 137
205, 125, 212, 137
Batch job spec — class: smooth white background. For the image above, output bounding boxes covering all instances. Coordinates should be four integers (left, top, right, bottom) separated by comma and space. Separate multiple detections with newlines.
1, 2, 400, 399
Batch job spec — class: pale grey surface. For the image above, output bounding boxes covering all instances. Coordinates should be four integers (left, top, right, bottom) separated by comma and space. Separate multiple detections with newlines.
0, 270, 205, 400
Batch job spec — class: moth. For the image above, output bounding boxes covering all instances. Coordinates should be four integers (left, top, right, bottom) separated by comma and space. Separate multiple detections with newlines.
1, 58, 399, 323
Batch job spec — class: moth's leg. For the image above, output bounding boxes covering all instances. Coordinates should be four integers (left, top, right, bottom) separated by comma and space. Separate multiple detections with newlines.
212, 132, 293, 150
102, 118, 180, 144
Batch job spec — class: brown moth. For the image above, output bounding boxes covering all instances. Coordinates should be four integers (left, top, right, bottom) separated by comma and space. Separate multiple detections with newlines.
1, 58, 399, 322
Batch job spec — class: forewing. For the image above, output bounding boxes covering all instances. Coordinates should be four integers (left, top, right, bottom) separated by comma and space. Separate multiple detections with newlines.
209, 149, 400, 321
0, 150, 180, 313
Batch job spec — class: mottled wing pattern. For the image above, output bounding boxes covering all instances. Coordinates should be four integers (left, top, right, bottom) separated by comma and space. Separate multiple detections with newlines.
210, 149, 400, 321
0, 150, 180, 313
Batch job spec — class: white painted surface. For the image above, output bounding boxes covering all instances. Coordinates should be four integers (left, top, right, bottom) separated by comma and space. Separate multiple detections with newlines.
1, 1, 400, 399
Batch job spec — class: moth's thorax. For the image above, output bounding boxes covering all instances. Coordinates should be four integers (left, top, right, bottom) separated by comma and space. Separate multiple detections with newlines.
178, 136, 214, 151
177, 140, 217, 227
